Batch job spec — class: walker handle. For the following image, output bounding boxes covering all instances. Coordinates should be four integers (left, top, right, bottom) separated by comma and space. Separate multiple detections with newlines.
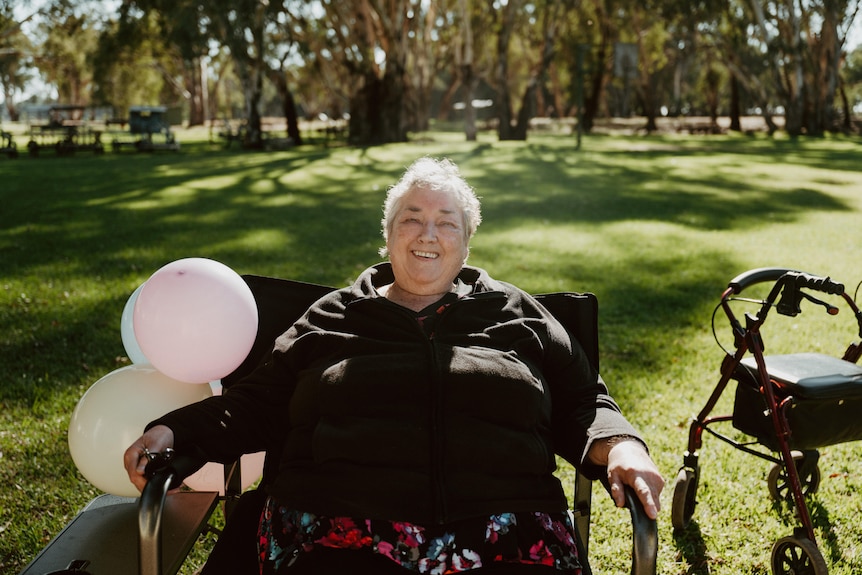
787, 271, 844, 295
727, 267, 795, 293
727, 267, 843, 296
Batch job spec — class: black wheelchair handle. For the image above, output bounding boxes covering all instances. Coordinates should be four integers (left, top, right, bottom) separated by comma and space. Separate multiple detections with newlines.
624, 485, 658, 575
139, 454, 207, 575
143, 451, 206, 491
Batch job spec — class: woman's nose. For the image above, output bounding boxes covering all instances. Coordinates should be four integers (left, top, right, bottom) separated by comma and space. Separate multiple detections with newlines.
419, 222, 437, 241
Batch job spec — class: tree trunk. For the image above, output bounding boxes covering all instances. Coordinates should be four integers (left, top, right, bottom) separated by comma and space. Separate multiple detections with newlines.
349, 69, 407, 146
512, 83, 536, 140
462, 66, 478, 142
838, 74, 853, 132
748, 0, 803, 136
582, 5, 613, 134
242, 64, 264, 148
495, 45, 515, 139
269, 68, 303, 145
457, 0, 477, 140
186, 57, 205, 127
636, 63, 658, 132
494, 0, 520, 141
729, 75, 741, 132
437, 77, 461, 121
381, 62, 408, 143
3, 85, 18, 121
640, 74, 658, 132
814, 4, 842, 133
512, 0, 559, 140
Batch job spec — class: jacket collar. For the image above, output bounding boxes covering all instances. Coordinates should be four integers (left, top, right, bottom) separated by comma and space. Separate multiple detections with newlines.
351, 262, 506, 301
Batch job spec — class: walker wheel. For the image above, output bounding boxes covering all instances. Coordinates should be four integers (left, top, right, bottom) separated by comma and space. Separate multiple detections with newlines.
671, 467, 698, 529
768, 451, 821, 503
771, 535, 828, 575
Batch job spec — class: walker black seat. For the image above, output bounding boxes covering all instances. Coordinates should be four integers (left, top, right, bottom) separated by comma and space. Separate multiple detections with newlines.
739, 353, 862, 399
733, 353, 862, 451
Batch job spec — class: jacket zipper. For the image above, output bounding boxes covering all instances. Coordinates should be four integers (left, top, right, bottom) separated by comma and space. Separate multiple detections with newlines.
374, 293, 506, 524
428, 336, 447, 523
375, 299, 450, 524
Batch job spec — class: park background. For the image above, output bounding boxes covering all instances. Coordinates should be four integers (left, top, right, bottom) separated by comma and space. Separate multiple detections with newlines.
4, 2, 862, 575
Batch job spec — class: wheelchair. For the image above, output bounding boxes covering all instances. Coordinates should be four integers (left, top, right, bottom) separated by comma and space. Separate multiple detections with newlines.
21, 275, 657, 575
671, 267, 862, 575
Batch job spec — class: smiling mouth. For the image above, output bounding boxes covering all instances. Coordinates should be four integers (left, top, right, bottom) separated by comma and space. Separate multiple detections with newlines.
413, 250, 438, 259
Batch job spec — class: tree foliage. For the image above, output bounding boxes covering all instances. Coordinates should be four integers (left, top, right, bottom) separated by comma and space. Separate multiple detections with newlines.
0, 1, 35, 120
4, 0, 862, 141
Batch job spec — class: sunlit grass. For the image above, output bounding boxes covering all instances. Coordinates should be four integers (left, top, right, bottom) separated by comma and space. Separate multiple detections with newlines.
3, 127, 862, 574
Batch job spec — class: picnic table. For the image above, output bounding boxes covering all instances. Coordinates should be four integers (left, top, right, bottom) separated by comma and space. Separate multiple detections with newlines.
27, 123, 105, 157
25, 105, 105, 157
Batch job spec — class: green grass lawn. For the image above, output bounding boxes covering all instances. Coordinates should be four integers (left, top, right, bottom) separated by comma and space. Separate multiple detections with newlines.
3, 126, 862, 574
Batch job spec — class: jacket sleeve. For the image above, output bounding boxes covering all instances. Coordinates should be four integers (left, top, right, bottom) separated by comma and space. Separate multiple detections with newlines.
148, 353, 296, 463
148, 294, 339, 463
539, 306, 646, 480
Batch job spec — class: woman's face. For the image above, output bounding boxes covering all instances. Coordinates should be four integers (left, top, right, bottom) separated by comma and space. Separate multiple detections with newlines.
387, 185, 469, 297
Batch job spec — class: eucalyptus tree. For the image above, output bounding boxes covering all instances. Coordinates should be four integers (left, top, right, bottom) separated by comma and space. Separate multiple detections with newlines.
294, 0, 445, 145
33, 3, 100, 105
111, 0, 302, 140
91, 9, 181, 119
562, 0, 617, 132
624, 0, 673, 131
435, 0, 496, 141
490, 0, 523, 139
0, 2, 35, 120
739, 0, 860, 135
507, 0, 564, 140
842, 44, 862, 120
204, 0, 294, 145
104, 0, 214, 126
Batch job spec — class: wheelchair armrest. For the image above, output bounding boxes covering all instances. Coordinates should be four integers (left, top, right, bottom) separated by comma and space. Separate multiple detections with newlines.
623, 485, 658, 575
139, 455, 206, 575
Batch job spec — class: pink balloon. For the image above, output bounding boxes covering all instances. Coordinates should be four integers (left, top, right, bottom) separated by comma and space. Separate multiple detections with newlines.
133, 258, 258, 383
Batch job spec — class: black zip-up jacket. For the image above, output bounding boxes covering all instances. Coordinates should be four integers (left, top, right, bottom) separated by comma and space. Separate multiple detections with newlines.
152, 264, 643, 525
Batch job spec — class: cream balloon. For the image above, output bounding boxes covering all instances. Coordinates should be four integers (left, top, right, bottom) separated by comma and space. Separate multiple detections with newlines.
182, 452, 265, 495
68, 364, 212, 497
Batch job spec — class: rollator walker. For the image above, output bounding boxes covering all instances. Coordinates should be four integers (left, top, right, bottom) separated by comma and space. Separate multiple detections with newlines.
671, 267, 862, 575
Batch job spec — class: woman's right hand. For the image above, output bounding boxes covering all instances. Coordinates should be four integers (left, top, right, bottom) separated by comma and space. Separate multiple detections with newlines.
123, 425, 175, 493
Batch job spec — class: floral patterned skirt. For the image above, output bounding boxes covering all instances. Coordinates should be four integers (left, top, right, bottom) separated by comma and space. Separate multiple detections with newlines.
258, 497, 582, 574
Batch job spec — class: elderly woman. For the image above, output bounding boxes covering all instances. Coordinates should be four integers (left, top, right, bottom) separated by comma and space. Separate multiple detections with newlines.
124, 157, 663, 575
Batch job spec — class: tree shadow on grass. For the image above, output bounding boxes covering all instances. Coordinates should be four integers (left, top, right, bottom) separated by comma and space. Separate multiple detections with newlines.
0, 141, 856, 410
474, 142, 850, 234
